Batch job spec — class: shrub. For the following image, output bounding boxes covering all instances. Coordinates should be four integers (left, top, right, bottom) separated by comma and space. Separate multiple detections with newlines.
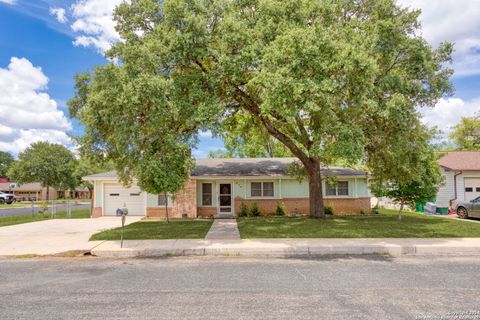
250, 202, 261, 217
372, 205, 380, 215
238, 202, 249, 217
275, 202, 286, 216
324, 205, 334, 215
38, 201, 49, 214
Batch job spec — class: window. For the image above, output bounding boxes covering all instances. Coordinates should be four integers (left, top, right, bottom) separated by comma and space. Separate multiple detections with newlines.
465, 187, 473, 192
158, 194, 168, 206
326, 181, 349, 196
250, 182, 274, 197
202, 183, 212, 206
263, 182, 274, 197
109, 193, 119, 197
476, 187, 480, 192
130, 193, 140, 196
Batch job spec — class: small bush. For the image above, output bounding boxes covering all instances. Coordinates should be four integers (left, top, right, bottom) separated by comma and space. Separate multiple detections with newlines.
250, 202, 261, 217
275, 202, 286, 216
324, 205, 334, 215
238, 202, 249, 217
38, 201, 49, 214
372, 205, 380, 215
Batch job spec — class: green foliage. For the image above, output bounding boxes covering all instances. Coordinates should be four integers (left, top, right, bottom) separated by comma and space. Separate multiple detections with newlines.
275, 202, 286, 216
250, 202, 261, 217
70, 0, 453, 217
0, 151, 14, 178
7, 142, 77, 195
74, 158, 113, 194
324, 206, 334, 216
238, 202, 249, 217
371, 138, 444, 219
450, 112, 480, 150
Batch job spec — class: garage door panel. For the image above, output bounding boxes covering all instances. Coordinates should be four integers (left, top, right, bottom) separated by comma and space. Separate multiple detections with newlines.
104, 184, 145, 216
465, 178, 480, 202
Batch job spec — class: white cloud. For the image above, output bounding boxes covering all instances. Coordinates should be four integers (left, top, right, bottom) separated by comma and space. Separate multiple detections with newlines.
398, 0, 480, 77
70, 0, 124, 53
0, 57, 72, 155
49, 7, 67, 24
420, 98, 480, 136
0, 0, 16, 5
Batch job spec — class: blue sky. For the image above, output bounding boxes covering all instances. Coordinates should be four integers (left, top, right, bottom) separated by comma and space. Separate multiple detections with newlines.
0, 0, 479, 157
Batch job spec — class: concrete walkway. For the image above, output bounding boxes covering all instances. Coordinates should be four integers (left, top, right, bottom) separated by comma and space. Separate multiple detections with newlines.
91, 237, 480, 259
205, 219, 240, 240
0, 216, 142, 256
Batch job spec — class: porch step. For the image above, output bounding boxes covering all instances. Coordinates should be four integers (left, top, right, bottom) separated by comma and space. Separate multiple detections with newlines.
215, 214, 235, 219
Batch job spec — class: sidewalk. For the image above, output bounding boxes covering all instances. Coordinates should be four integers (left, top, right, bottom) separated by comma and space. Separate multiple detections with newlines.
90, 238, 480, 258
205, 219, 240, 240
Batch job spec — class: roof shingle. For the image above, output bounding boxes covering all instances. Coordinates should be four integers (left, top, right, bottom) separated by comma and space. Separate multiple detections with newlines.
438, 151, 480, 171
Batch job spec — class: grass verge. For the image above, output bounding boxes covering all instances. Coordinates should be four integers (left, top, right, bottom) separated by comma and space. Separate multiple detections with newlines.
89, 219, 214, 241
0, 209, 91, 227
237, 209, 480, 238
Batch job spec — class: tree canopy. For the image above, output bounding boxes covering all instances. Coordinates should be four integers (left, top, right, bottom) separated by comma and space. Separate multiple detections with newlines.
69, 0, 453, 218
7, 142, 77, 200
0, 151, 14, 179
450, 113, 480, 150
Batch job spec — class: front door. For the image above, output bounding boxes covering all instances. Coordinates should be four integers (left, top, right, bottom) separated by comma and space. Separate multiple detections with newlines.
218, 183, 233, 215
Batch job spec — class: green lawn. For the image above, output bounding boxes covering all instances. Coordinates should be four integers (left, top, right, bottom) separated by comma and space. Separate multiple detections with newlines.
90, 220, 214, 241
0, 209, 91, 227
237, 209, 480, 238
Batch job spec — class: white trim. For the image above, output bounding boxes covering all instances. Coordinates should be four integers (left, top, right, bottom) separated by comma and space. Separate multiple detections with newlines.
191, 175, 366, 180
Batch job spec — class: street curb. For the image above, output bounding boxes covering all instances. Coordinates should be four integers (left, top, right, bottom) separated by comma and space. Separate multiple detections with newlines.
90, 242, 480, 258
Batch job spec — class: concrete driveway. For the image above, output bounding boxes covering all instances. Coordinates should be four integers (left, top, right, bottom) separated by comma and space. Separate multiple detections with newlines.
0, 217, 142, 256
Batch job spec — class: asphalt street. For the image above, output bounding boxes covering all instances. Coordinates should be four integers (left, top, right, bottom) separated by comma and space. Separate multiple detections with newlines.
0, 203, 90, 217
0, 256, 479, 320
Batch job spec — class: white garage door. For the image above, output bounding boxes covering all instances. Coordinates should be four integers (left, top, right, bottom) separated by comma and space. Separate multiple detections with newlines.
464, 178, 480, 202
104, 184, 146, 216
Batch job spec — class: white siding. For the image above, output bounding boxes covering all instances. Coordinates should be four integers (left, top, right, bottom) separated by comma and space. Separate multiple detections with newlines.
436, 169, 455, 208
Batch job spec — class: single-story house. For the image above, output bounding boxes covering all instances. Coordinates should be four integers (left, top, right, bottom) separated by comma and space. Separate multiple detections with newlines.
435, 151, 480, 212
84, 158, 371, 218
0, 183, 91, 201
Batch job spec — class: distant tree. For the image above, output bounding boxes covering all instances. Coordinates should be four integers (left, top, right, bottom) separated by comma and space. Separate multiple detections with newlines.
371, 127, 444, 220
0, 151, 14, 178
212, 113, 292, 158
74, 158, 114, 198
7, 142, 77, 200
450, 113, 480, 150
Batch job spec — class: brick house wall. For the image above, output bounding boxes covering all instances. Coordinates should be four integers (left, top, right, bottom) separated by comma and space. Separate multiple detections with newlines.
146, 179, 197, 218
234, 196, 371, 215
92, 207, 102, 218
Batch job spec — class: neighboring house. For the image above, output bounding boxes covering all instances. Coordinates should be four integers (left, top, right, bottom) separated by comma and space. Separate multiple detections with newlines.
84, 158, 371, 218
0, 183, 91, 201
435, 151, 480, 212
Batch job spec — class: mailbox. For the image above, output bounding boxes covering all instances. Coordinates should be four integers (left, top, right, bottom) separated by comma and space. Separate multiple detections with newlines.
116, 208, 129, 216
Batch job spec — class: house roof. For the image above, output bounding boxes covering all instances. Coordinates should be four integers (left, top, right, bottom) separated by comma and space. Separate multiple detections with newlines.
84, 158, 368, 180
0, 182, 43, 191
438, 151, 480, 171
0, 183, 89, 192
192, 158, 367, 177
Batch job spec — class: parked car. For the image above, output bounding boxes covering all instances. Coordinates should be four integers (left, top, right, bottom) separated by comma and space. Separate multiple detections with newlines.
456, 196, 480, 219
0, 191, 15, 205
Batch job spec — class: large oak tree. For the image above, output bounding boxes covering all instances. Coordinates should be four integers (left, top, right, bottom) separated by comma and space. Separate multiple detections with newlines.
69, 0, 453, 218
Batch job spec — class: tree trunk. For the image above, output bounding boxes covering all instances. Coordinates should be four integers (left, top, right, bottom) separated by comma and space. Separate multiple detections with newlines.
398, 201, 404, 221
46, 185, 50, 201
306, 158, 325, 219
164, 192, 169, 224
